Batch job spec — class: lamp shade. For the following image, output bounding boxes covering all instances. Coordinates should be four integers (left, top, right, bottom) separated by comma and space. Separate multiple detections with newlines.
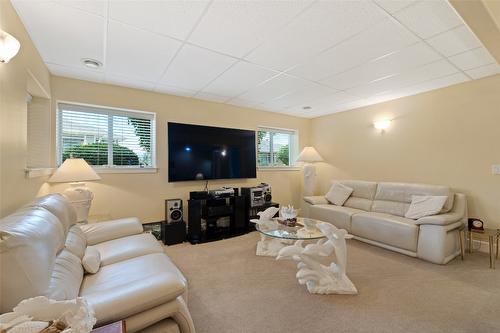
49, 158, 101, 183
0, 30, 21, 63
296, 146, 323, 163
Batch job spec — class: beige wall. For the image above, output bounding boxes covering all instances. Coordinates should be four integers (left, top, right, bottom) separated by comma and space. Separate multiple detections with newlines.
49, 76, 310, 222
311, 74, 500, 228
0, 0, 51, 217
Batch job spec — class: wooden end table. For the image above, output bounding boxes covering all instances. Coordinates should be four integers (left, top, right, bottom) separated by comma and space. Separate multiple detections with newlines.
465, 228, 500, 269
91, 321, 126, 333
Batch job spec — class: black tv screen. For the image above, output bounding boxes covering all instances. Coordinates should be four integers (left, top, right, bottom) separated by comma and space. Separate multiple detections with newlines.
168, 122, 257, 182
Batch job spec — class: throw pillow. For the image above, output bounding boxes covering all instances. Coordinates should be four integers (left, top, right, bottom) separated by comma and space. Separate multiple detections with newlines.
405, 195, 448, 219
82, 246, 101, 274
325, 182, 354, 206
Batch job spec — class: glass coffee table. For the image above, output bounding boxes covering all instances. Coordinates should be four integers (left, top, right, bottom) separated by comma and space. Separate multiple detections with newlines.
251, 217, 358, 295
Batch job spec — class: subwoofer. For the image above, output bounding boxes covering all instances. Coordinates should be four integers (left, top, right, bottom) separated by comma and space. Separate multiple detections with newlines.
166, 199, 183, 223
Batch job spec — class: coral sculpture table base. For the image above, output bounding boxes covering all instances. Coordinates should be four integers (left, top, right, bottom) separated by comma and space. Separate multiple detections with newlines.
277, 223, 358, 295
256, 234, 293, 256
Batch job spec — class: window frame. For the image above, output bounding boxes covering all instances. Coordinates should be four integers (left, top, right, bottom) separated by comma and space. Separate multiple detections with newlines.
56, 101, 157, 173
256, 126, 299, 170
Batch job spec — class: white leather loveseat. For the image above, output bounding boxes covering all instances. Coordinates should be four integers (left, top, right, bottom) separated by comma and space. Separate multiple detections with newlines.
0, 194, 195, 333
303, 180, 467, 264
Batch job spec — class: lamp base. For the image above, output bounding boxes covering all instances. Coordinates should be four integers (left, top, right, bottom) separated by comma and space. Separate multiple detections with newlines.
303, 163, 317, 196
62, 182, 94, 223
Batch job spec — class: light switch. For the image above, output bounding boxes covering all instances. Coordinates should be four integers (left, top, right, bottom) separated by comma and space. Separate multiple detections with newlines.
492, 165, 500, 175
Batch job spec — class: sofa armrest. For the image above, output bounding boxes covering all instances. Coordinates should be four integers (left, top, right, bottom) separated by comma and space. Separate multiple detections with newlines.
81, 217, 143, 245
303, 196, 328, 205
416, 193, 467, 226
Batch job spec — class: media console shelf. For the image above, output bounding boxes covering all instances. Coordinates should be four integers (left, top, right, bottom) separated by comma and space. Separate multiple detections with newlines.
187, 190, 245, 244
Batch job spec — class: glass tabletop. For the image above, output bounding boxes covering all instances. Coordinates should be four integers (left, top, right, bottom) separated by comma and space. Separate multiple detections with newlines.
253, 217, 326, 240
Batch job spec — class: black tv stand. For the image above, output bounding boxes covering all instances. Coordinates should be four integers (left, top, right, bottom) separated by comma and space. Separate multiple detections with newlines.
187, 190, 245, 244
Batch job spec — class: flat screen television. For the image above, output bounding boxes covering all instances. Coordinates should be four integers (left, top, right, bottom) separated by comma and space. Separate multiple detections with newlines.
168, 122, 257, 182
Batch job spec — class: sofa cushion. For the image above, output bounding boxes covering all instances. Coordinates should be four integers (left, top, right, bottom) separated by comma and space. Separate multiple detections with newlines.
65, 225, 87, 259
46, 249, 84, 301
337, 180, 377, 211
372, 182, 454, 217
309, 204, 364, 231
351, 212, 419, 252
26, 194, 77, 234
405, 195, 448, 219
0, 207, 65, 313
81, 217, 144, 246
80, 253, 187, 324
83, 246, 101, 274
325, 182, 353, 206
93, 233, 164, 266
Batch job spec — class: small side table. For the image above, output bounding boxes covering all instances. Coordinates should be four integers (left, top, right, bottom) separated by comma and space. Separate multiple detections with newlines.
92, 321, 126, 333
466, 228, 500, 269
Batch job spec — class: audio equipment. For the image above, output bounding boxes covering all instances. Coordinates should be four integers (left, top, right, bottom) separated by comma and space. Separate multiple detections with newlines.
166, 199, 183, 224
258, 183, 272, 203
209, 186, 235, 198
163, 221, 186, 245
241, 187, 265, 207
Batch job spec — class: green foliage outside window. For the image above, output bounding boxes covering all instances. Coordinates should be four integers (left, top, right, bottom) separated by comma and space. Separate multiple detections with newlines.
63, 143, 139, 166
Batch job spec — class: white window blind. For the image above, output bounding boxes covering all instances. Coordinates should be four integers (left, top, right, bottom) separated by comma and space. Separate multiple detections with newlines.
57, 103, 156, 168
257, 127, 298, 167
27, 96, 51, 168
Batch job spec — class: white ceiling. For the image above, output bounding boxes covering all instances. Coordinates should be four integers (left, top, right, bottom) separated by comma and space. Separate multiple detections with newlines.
12, 0, 500, 118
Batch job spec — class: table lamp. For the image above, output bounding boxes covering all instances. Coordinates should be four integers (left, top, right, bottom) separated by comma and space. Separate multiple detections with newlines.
49, 158, 101, 222
296, 146, 323, 196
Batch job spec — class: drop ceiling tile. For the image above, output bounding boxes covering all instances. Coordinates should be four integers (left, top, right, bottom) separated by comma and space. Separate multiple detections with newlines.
160, 44, 237, 91
289, 18, 419, 81
285, 92, 362, 115
202, 61, 279, 97
12, 1, 105, 68
260, 82, 337, 111
104, 74, 156, 91
321, 42, 441, 90
237, 74, 317, 104
47, 63, 104, 83
465, 63, 500, 79
374, 0, 417, 14
54, 0, 107, 17
106, 21, 182, 82
397, 72, 470, 96
394, 0, 463, 39
109, 0, 209, 40
246, 1, 388, 71
154, 84, 197, 98
448, 47, 496, 71
195, 92, 229, 103
426, 25, 481, 57
189, 1, 311, 58
226, 97, 260, 109
347, 60, 458, 97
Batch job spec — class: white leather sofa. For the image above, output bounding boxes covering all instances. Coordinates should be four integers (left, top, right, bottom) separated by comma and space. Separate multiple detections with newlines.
303, 180, 467, 264
0, 194, 195, 333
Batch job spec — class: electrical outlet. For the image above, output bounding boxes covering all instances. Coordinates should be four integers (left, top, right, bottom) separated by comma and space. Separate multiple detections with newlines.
492, 165, 500, 175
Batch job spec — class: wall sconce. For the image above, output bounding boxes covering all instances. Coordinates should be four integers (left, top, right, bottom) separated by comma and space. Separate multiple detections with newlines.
0, 30, 21, 63
374, 119, 391, 131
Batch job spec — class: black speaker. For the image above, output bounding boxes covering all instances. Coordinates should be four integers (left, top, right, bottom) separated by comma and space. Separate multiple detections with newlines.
163, 221, 186, 245
166, 199, 183, 223
188, 199, 202, 243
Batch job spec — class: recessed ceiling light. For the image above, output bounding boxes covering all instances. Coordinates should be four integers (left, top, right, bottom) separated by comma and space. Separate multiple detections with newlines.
82, 58, 102, 69
303, 106, 312, 110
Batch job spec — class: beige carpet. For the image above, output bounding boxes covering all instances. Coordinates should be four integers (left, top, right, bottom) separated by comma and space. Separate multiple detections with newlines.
165, 232, 500, 333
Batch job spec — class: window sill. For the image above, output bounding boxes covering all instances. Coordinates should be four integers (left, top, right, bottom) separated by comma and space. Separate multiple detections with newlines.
94, 167, 158, 174
258, 167, 301, 171
25, 167, 55, 178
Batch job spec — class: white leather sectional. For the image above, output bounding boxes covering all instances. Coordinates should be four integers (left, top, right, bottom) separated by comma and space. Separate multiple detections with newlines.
0, 194, 195, 333
303, 180, 467, 264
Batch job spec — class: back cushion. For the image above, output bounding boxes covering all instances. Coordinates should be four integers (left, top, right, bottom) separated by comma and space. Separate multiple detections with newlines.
65, 225, 87, 259
0, 207, 65, 312
338, 180, 377, 211
26, 194, 77, 234
45, 249, 84, 300
372, 182, 454, 217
